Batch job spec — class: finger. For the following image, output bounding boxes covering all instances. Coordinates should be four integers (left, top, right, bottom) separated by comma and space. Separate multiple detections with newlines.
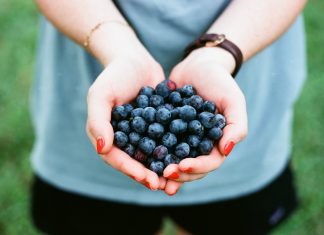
177, 148, 226, 174
218, 92, 248, 157
103, 146, 159, 190
158, 176, 167, 190
164, 180, 183, 196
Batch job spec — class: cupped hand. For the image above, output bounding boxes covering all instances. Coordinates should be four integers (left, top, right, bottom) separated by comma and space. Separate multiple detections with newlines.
164, 47, 248, 184
86, 51, 170, 191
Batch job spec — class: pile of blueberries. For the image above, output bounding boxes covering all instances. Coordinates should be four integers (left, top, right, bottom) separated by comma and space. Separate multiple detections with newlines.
112, 80, 226, 175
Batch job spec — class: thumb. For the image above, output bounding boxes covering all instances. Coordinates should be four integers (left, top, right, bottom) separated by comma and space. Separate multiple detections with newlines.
218, 95, 248, 156
86, 89, 114, 155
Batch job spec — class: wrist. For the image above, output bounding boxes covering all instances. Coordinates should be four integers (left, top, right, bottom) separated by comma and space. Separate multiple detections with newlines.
88, 23, 146, 66
187, 47, 236, 75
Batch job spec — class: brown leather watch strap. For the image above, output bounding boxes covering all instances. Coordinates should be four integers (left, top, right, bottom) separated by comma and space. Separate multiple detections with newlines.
184, 34, 243, 77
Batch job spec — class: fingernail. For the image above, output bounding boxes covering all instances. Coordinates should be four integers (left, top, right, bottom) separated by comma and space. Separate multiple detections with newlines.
167, 172, 179, 180
96, 137, 105, 154
167, 80, 177, 91
168, 189, 179, 196
183, 167, 193, 173
224, 141, 235, 156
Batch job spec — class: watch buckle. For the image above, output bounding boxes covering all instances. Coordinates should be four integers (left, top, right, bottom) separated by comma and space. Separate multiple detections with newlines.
205, 34, 226, 47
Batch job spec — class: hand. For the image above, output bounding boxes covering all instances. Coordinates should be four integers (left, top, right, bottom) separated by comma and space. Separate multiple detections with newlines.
164, 47, 248, 185
86, 50, 167, 190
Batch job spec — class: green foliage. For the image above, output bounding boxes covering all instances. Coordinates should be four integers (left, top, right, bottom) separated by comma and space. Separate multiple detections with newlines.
0, 0, 323, 234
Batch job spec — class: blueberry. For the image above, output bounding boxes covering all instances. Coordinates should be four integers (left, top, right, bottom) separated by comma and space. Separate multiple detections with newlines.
187, 135, 201, 148
162, 103, 174, 111
164, 154, 180, 166
179, 105, 197, 121
170, 107, 180, 119
161, 132, 178, 148
123, 143, 135, 157
147, 122, 164, 139
114, 131, 128, 148
143, 107, 156, 123
189, 95, 204, 110
139, 86, 155, 97
156, 108, 172, 124
112, 105, 128, 121
182, 97, 191, 106
149, 161, 165, 176
198, 139, 213, 155
153, 145, 168, 160
169, 119, 188, 134
203, 101, 217, 113
129, 132, 141, 146
199, 112, 217, 129
180, 85, 196, 97
188, 149, 199, 158
150, 95, 164, 108
169, 91, 182, 106
136, 95, 149, 108
175, 142, 190, 159
131, 116, 147, 134
215, 114, 226, 129
117, 120, 131, 134
111, 119, 118, 131
133, 149, 147, 163
188, 120, 204, 136
123, 103, 134, 116
138, 137, 156, 155
146, 157, 155, 168
155, 81, 172, 98
208, 127, 223, 141
131, 108, 144, 118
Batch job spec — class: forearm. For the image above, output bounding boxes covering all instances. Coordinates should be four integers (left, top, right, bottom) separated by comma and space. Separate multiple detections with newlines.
209, 0, 307, 61
35, 0, 144, 65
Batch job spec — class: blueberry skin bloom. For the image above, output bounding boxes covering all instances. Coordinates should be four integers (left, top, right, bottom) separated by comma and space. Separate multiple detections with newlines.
112, 105, 128, 121
203, 100, 217, 113
139, 86, 155, 97
131, 116, 147, 134
188, 120, 204, 136
198, 112, 217, 129
198, 139, 214, 155
179, 105, 197, 121
153, 145, 168, 160
169, 119, 188, 134
143, 107, 156, 123
123, 103, 134, 116
169, 91, 182, 106
189, 95, 204, 110
129, 132, 141, 146
164, 154, 180, 166
156, 108, 172, 124
155, 81, 172, 98
149, 161, 165, 176
117, 120, 131, 134
123, 143, 135, 157
114, 131, 128, 148
150, 95, 164, 108
136, 95, 149, 108
147, 122, 165, 139
162, 132, 178, 148
175, 142, 190, 159
215, 114, 226, 129
180, 84, 196, 97
131, 108, 144, 118
208, 127, 223, 141
138, 137, 156, 155
187, 135, 201, 148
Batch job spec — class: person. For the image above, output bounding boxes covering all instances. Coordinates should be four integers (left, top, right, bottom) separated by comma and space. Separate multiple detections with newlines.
30, 0, 307, 234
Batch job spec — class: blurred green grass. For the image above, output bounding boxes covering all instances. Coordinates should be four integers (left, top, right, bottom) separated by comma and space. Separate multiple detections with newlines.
0, 0, 323, 234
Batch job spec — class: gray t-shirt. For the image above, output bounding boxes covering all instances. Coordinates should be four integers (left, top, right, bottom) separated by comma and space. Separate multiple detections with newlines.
31, 0, 306, 205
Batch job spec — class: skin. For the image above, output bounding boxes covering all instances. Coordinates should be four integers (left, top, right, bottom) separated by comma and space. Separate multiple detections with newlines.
35, 0, 307, 233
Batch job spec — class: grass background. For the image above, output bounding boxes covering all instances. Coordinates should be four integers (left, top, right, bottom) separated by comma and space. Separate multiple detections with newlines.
0, 0, 323, 234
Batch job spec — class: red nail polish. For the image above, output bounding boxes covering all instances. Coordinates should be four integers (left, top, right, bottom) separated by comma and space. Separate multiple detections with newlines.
167, 80, 177, 91
224, 141, 235, 156
183, 167, 193, 173
167, 172, 179, 180
96, 137, 105, 154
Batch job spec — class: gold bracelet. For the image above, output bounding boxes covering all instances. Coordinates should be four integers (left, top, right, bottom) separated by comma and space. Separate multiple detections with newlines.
83, 20, 134, 48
